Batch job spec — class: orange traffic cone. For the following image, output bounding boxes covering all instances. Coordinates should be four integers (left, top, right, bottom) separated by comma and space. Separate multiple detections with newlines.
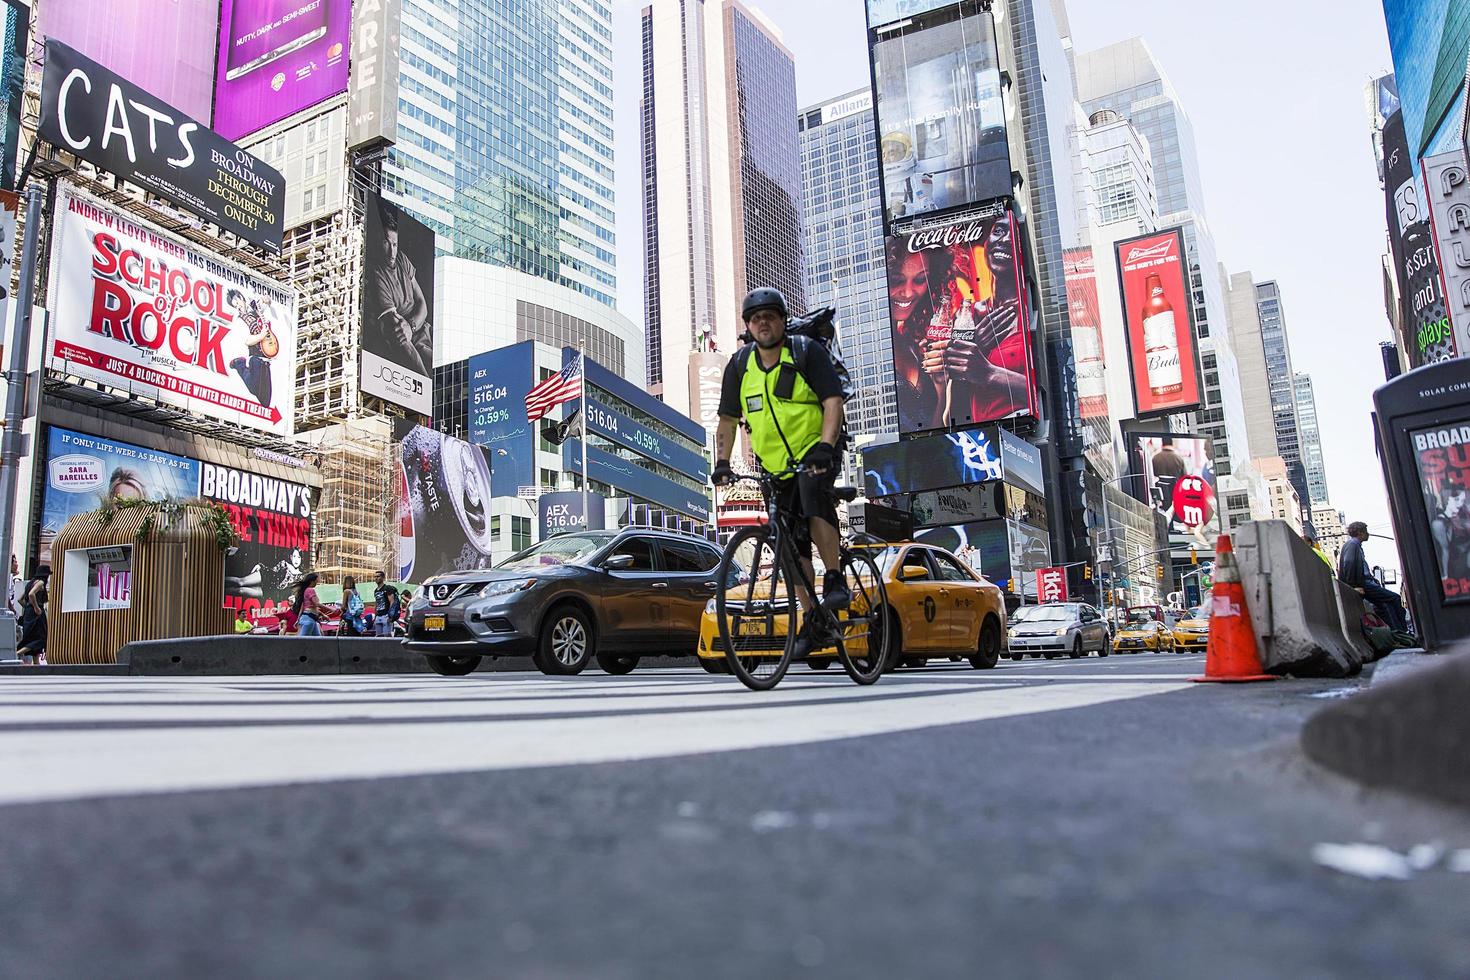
1193, 534, 1277, 683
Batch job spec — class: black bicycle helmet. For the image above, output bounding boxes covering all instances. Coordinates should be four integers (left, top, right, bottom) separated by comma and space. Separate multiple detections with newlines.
741, 287, 788, 322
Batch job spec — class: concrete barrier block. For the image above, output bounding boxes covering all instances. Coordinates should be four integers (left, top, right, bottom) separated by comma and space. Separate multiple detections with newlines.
123, 636, 341, 675
337, 637, 431, 673
1333, 580, 1381, 665
1234, 521, 1363, 678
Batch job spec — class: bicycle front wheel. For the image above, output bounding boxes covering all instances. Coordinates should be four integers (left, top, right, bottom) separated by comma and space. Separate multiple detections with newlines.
833, 547, 892, 685
716, 525, 798, 691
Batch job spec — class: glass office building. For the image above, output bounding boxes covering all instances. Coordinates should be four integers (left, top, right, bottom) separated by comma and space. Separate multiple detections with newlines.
1292, 372, 1330, 508
799, 90, 895, 437
1255, 281, 1309, 506
386, 0, 618, 307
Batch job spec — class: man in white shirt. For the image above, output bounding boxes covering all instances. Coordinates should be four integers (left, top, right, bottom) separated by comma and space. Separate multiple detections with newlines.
7, 555, 23, 618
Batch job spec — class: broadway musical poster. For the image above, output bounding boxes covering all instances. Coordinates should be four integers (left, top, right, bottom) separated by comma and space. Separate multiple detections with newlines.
199, 462, 314, 613
1411, 419, 1470, 604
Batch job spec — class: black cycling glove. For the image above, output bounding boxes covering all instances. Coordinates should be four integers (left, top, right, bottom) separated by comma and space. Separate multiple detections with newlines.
801, 441, 837, 473
711, 460, 735, 487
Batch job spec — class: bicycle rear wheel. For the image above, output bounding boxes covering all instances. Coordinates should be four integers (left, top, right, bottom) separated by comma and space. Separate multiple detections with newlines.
833, 547, 891, 685
716, 525, 797, 691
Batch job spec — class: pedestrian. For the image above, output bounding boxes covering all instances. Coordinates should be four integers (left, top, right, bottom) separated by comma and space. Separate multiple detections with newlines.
1337, 521, 1410, 635
16, 565, 50, 666
402, 589, 414, 609
1304, 531, 1334, 571
234, 611, 253, 634
7, 554, 23, 619
292, 573, 326, 637
372, 571, 400, 637
341, 576, 368, 636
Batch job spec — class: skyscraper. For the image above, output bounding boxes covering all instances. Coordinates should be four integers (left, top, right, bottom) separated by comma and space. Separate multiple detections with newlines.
1076, 39, 1249, 477
799, 90, 895, 437
384, 0, 619, 308
1255, 280, 1308, 506
1292, 372, 1330, 508
641, 0, 805, 420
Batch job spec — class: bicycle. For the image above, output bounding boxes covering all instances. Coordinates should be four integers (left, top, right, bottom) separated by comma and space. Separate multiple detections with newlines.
713, 466, 893, 691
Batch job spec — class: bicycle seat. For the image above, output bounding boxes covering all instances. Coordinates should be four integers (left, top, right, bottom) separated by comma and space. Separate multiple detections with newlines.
831, 485, 859, 503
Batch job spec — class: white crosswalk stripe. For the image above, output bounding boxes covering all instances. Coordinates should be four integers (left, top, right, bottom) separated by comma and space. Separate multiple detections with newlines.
0, 664, 1201, 806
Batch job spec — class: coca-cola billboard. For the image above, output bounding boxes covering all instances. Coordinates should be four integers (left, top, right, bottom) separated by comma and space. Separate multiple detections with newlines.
1113, 227, 1203, 418
884, 210, 1037, 435
1063, 247, 1109, 420
46, 185, 298, 436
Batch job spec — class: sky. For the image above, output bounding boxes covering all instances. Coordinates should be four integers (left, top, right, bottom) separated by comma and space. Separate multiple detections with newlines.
610, 0, 1399, 554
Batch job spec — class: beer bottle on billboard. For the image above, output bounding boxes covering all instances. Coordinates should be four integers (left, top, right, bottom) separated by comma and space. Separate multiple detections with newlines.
1141, 273, 1183, 397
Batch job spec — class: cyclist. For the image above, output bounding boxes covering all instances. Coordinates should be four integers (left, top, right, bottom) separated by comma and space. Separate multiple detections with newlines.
711, 287, 850, 648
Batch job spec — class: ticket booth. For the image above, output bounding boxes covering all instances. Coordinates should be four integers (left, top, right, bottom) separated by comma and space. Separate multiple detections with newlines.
1373, 359, 1470, 651
47, 502, 234, 664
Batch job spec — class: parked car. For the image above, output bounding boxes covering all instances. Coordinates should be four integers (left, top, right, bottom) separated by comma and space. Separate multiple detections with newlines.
1113, 606, 1176, 653
1005, 602, 1111, 659
406, 529, 731, 677
694, 541, 1006, 672
1171, 605, 1211, 651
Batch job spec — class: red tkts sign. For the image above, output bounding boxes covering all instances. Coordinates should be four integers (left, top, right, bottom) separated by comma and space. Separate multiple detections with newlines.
1114, 227, 1202, 418
1038, 566, 1068, 604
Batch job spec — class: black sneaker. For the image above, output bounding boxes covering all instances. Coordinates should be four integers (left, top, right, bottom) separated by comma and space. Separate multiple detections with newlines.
821, 569, 851, 611
793, 615, 834, 658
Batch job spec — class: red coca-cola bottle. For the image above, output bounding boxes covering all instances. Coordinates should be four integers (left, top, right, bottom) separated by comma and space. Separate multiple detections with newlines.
1141, 273, 1183, 397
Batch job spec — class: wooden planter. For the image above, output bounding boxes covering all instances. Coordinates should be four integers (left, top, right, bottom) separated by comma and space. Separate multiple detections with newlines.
47, 504, 234, 664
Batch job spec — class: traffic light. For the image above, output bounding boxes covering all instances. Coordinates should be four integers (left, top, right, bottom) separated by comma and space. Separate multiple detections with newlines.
1191, 548, 1199, 565
1156, 563, 1165, 579
1083, 566, 1093, 580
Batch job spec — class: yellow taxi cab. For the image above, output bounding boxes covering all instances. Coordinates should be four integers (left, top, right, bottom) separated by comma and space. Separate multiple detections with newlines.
1112, 606, 1176, 654
696, 542, 1007, 672
1171, 605, 1210, 651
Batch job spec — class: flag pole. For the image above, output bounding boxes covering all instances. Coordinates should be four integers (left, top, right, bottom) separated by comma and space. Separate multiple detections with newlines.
579, 346, 589, 531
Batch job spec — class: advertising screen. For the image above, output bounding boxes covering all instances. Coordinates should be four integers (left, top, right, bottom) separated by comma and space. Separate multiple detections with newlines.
38, 0, 218, 123
866, 0, 956, 28
910, 481, 1003, 527
915, 519, 1009, 586
564, 439, 712, 522
1410, 420, 1470, 604
885, 211, 1035, 433
361, 192, 435, 415
539, 491, 607, 539
1383, 110, 1456, 366
397, 426, 496, 583
47, 187, 299, 436
0, 0, 26, 190
40, 427, 200, 563
1422, 151, 1470, 359
1382, 0, 1469, 168
1113, 227, 1203, 417
468, 342, 536, 498
199, 462, 314, 614
214, 0, 350, 141
1124, 432, 1219, 548
1063, 247, 1109, 420
863, 428, 1004, 497
40, 41, 285, 254
872, 4, 1010, 225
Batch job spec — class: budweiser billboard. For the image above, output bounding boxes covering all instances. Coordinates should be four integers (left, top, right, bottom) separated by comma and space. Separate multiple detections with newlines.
1113, 228, 1203, 418
1037, 566, 1067, 604
1063, 246, 1109, 420
885, 210, 1036, 434
47, 186, 298, 436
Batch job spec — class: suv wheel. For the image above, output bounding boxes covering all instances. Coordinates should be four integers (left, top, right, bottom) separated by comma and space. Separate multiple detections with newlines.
596, 652, 639, 675
535, 605, 594, 675
426, 654, 481, 676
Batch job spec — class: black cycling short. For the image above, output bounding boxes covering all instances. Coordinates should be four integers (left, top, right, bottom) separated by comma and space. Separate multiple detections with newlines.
775, 466, 839, 559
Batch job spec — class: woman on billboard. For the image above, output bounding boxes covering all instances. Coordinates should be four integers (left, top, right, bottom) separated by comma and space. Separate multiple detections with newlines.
887, 215, 1030, 432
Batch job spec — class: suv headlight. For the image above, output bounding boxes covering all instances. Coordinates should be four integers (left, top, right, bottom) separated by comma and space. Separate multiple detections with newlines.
479, 579, 537, 599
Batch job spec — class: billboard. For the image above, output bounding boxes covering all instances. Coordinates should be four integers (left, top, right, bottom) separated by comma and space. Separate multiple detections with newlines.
1421, 151, 1470, 358
40, 41, 285, 255
1037, 566, 1067, 604
1382, 0, 1469, 168
37, 0, 218, 123
866, 0, 957, 28
1114, 227, 1203, 418
885, 211, 1035, 433
47, 186, 298, 436
1124, 432, 1219, 548
347, 0, 402, 150
398, 425, 496, 583
361, 192, 434, 415
1383, 111, 1456, 365
1063, 247, 1109, 420
40, 427, 200, 563
468, 342, 536, 498
539, 490, 606, 538
910, 481, 1003, 527
688, 351, 726, 435
863, 428, 1004, 497
872, 3, 1010, 225
0, 0, 27, 190
199, 462, 313, 614
214, 0, 351, 141
1411, 420, 1470, 604
564, 439, 711, 522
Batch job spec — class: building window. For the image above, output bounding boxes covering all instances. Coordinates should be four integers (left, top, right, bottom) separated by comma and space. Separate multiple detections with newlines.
512, 517, 531, 553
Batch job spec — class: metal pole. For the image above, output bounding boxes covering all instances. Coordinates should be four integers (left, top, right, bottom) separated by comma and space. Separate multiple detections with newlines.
1099, 482, 1110, 621
578, 346, 588, 532
0, 185, 45, 661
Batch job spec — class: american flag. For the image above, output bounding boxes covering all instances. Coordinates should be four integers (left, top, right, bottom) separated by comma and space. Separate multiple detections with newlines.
525, 354, 584, 422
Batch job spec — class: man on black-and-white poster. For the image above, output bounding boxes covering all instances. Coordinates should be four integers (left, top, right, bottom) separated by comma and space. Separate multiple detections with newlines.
360, 192, 435, 414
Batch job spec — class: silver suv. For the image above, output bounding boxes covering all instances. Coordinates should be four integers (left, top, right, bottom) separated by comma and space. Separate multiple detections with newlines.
405, 529, 732, 677
1005, 603, 1110, 659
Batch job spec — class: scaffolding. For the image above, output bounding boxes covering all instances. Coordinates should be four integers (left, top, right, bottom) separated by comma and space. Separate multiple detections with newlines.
300, 416, 397, 584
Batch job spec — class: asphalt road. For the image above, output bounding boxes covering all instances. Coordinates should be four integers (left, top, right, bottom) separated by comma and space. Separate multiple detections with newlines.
2, 652, 1467, 979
